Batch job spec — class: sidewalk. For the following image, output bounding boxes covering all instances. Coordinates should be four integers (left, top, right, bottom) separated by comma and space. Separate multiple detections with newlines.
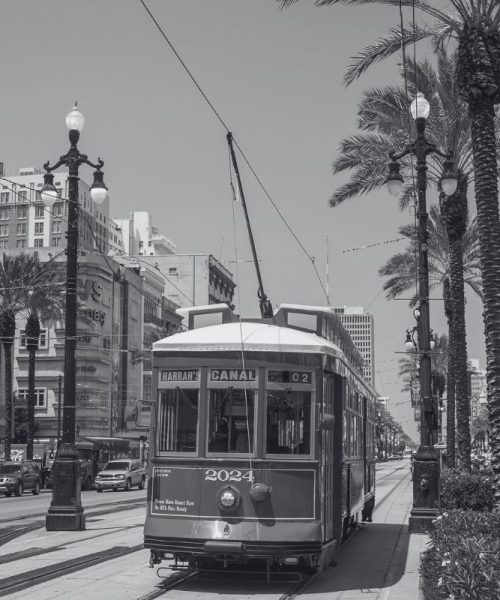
0, 472, 429, 600
301, 472, 428, 600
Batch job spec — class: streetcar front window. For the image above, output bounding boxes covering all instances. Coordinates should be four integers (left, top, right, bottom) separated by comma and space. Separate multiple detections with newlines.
158, 388, 199, 452
208, 388, 255, 453
266, 390, 312, 455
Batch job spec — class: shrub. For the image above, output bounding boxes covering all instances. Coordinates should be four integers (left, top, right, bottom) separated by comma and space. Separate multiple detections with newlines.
440, 467, 494, 511
421, 511, 500, 600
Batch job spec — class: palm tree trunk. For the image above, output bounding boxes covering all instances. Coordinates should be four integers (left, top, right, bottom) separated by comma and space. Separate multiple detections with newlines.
26, 346, 36, 460
25, 313, 40, 461
443, 278, 456, 468
3, 341, 13, 462
450, 238, 471, 470
468, 97, 500, 504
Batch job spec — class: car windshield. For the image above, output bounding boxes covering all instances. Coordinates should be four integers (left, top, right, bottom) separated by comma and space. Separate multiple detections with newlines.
103, 462, 130, 470
0, 464, 22, 474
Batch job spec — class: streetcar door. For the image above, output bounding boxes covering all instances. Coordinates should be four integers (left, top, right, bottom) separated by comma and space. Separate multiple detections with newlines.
322, 374, 335, 541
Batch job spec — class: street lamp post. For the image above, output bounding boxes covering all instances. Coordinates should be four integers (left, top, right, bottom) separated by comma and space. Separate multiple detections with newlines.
42, 104, 107, 531
386, 92, 457, 533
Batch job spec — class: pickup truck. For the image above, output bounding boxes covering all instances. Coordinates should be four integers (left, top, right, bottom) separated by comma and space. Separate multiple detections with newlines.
94, 459, 146, 492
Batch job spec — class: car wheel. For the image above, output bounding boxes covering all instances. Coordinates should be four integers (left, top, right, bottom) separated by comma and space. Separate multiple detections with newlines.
97, 488, 103, 493
4, 492, 11, 497
125, 478, 131, 491
138, 476, 145, 490
32, 481, 41, 496
15, 483, 23, 497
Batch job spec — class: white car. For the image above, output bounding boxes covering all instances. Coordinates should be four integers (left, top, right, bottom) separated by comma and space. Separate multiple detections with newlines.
95, 459, 146, 492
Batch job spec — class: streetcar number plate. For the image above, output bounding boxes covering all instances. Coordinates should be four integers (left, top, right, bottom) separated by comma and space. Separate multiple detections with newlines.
204, 469, 254, 482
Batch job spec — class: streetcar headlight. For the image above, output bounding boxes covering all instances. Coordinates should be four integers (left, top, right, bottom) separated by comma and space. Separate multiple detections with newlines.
220, 490, 236, 507
216, 486, 241, 512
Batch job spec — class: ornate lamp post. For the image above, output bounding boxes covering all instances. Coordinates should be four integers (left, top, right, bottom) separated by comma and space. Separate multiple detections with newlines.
386, 92, 457, 533
42, 104, 107, 531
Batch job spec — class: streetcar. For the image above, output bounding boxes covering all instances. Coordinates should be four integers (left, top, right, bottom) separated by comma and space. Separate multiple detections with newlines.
144, 303, 377, 575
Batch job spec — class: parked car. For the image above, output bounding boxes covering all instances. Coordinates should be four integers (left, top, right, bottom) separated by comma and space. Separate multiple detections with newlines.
94, 459, 146, 492
0, 461, 42, 497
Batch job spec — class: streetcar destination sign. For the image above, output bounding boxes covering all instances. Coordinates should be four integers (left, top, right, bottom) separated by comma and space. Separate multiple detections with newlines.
210, 369, 256, 382
161, 369, 199, 382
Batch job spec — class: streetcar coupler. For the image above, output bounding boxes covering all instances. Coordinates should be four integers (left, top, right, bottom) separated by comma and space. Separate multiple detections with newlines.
149, 550, 162, 568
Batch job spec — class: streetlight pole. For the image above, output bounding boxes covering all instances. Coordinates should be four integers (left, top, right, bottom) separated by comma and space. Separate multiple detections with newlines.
42, 104, 107, 531
386, 92, 457, 533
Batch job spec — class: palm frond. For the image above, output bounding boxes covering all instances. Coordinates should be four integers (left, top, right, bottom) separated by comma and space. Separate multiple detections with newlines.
343, 24, 432, 86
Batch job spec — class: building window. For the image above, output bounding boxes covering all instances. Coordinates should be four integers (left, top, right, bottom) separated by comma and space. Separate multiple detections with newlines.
0, 240, 7, 249
17, 388, 46, 409
52, 221, 62, 234
20, 328, 48, 349
34, 222, 44, 235
168, 268, 177, 276
34, 238, 44, 248
51, 237, 62, 247
0, 224, 9, 237
35, 205, 44, 219
0, 192, 9, 204
17, 190, 28, 202
17, 207, 27, 219
16, 239, 26, 248
0, 209, 8, 221
17, 223, 27, 235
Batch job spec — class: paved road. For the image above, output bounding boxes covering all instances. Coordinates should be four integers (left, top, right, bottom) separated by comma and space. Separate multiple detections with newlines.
0, 487, 146, 523
0, 461, 416, 600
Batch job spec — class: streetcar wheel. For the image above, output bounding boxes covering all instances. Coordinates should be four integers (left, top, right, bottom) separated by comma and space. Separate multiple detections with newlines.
138, 476, 145, 490
15, 483, 23, 497
32, 481, 40, 496
125, 478, 131, 491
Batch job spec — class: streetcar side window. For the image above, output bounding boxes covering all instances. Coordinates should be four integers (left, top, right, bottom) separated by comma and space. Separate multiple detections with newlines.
207, 388, 255, 453
158, 388, 199, 452
266, 391, 312, 455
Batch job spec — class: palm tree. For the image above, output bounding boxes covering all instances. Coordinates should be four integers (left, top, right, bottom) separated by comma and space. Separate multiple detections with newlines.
0, 253, 62, 461
279, 0, 500, 501
399, 333, 448, 441
380, 206, 481, 468
330, 53, 482, 468
23, 267, 64, 460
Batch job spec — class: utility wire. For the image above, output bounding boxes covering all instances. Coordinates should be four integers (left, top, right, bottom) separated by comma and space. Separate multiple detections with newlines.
138, 0, 329, 304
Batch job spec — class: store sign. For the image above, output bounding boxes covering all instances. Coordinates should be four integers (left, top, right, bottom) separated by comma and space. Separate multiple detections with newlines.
79, 307, 105, 326
161, 370, 199, 382
210, 369, 256, 382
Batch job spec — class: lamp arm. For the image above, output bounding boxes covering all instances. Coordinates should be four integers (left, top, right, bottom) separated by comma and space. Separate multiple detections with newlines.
389, 146, 412, 162
43, 159, 66, 173
82, 157, 104, 170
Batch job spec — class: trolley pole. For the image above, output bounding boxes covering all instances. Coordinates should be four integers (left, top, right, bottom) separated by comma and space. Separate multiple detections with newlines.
385, 93, 457, 533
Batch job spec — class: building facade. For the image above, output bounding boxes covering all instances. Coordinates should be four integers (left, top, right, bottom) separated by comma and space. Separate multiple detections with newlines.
141, 254, 236, 309
333, 306, 375, 385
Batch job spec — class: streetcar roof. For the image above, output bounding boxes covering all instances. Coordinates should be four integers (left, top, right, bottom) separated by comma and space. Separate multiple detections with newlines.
153, 321, 344, 357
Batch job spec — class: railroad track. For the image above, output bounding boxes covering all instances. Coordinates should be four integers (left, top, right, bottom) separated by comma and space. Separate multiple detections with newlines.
0, 544, 144, 597
0, 498, 146, 549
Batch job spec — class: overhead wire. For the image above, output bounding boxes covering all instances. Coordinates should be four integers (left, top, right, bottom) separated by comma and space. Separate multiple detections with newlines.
138, 0, 329, 304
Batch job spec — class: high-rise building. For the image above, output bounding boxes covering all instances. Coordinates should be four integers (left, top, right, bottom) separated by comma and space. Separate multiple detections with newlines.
333, 306, 375, 385
0, 168, 110, 254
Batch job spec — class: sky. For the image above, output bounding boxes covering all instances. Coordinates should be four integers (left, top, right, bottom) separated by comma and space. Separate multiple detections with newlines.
0, 0, 485, 442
